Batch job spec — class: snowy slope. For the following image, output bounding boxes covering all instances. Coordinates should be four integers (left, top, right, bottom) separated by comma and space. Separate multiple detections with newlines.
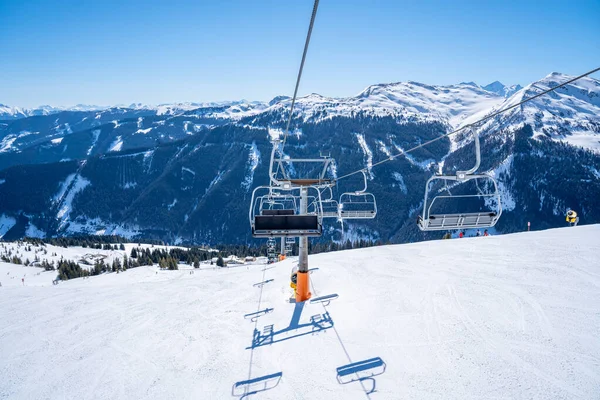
482, 81, 523, 98
478, 73, 600, 151
1, 225, 599, 399
261, 81, 505, 129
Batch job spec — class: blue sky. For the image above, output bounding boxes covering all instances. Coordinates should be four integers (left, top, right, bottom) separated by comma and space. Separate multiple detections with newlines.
1, 0, 599, 108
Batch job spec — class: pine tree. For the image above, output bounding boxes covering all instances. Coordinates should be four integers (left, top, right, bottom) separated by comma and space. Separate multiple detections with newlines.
216, 255, 225, 267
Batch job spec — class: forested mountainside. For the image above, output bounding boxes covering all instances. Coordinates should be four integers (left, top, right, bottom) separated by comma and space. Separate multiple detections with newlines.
0, 73, 598, 244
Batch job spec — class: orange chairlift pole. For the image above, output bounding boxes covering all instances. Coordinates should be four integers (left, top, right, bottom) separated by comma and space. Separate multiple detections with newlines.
296, 186, 311, 302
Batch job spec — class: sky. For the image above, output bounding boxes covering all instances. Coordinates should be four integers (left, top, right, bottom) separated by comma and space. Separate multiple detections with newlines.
0, 0, 599, 108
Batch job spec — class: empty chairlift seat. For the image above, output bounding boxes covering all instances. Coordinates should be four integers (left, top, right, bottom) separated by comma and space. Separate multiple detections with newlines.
418, 211, 499, 230
417, 127, 502, 231
338, 170, 377, 220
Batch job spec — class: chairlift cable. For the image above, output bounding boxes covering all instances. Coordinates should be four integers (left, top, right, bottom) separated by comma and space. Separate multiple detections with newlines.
335, 66, 600, 182
274, 0, 320, 179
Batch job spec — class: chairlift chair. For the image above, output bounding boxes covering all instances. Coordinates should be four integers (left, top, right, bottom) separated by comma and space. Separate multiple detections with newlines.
250, 185, 324, 238
314, 186, 340, 218
338, 170, 377, 219
417, 127, 502, 231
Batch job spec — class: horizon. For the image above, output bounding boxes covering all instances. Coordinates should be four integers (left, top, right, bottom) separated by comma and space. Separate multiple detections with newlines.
2, 72, 581, 110
1, 0, 599, 108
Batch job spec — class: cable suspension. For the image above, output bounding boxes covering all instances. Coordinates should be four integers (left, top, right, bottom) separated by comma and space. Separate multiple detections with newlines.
273, 0, 320, 180
335, 66, 600, 182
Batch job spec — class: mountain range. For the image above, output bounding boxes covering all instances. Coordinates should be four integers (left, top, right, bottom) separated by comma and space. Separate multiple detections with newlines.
0, 73, 599, 244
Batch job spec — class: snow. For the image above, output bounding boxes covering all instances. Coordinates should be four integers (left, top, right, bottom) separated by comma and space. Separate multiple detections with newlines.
487, 154, 516, 212
53, 173, 78, 203
241, 142, 260, 191
109, 136, 123, 152
0, 135, 17, 152
87, 129, 101, 156
1, 225, 598, 399
0, 214, 16, 238
51, 137, 63, 144
391, 141, 436, 170
135, 127, 153, 135
181, 166, 196, 176
24, 222, 45, 238
391, 172, 408, 193
268, 127, 283, 141
265, 81, 505, 129
355, 133, 373, 177
62, 217, 143, 239
55, 175, 91, 229
479, 73, 600, 152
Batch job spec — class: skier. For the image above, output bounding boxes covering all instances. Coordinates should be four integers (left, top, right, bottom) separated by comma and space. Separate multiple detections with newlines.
21, 278, 24, 286
459, 231, 464, 238
476, 229, 481, 237
483, 229, 489, 237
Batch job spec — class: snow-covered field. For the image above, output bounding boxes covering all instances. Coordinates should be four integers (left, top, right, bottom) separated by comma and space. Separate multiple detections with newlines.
1, 225, 599, 399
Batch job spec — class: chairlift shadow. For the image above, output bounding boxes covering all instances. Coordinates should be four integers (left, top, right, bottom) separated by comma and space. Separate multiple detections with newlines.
253, 279, 274, 288
247, 302, 333, 349
244, 308, 274, 322
336, 357, 387, 395
231, 371, 283, 399
310, 293, 339, 306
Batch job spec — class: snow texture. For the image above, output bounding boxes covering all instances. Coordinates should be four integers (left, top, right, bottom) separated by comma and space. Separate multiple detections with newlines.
241, 142, 261, 191
0, 215, 16, 238
1, 225, 598, 399
109, 136, 123, 152
55, 175, 91, 229
355, 133, 373, 178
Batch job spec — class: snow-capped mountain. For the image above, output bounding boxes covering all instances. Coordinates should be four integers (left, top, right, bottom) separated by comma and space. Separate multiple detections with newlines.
0, 72, 599, 244
0, 104, 110, 120
478, 72, 600, 150
253, 81, 507, 130
482, 81, 523, 98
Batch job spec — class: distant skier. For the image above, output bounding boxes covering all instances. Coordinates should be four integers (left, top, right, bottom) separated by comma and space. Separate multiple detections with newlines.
21, 278, 24, 286
476, 230, 481, 237
459, 231, 464, 238
483, 229, 489, 237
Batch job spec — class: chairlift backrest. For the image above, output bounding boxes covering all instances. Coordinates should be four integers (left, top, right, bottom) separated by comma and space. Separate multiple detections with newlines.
338, 170, 377, 220
250, 185, 324, 238
417, 127, 502, 231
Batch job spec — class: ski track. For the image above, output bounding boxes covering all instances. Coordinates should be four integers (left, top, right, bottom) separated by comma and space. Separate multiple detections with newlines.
0, 226, 599, 399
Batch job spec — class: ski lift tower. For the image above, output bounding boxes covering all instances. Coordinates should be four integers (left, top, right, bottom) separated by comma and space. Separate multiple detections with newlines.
250, 150, 336, 302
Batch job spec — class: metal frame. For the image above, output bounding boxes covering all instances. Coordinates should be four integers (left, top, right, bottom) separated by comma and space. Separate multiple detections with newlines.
338, 170, 377, 219
417, 128, 502, 231
268, 144, 335, 189
250, 185, 324, 238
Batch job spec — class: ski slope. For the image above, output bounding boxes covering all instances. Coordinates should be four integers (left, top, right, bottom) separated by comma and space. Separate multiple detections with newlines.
1, 225, 599, 399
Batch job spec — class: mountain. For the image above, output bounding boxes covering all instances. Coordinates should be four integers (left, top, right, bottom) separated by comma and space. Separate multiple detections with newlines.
482, 81, 523, 98
1, 224, 599, 398
0, 72, 599, 244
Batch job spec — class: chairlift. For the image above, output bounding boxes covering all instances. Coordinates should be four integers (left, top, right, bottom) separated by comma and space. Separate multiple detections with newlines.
250, 185, 324, 238
417, 127, 502, 231
338, 170, 377, 219
312, 186, 339, 218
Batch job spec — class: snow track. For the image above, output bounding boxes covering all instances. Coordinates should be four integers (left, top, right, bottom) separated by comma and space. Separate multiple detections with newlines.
0, 225, 599, 399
